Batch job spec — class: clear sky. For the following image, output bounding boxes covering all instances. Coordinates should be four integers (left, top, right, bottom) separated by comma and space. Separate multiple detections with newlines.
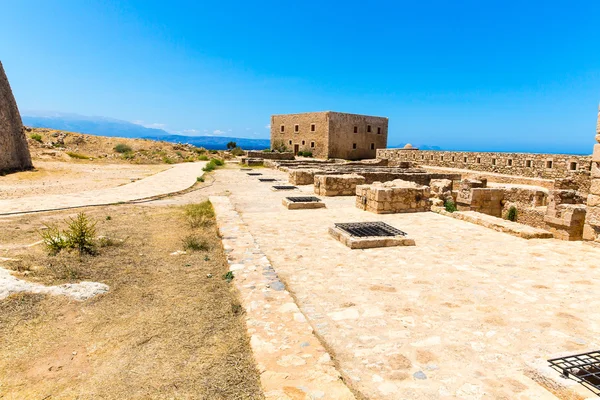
1, 0, 599, 153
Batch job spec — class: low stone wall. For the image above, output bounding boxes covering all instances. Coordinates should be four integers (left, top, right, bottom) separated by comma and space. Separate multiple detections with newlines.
378, 148, 591, 180
356, 180, 430, 214
314, 174, 366, 196
246, 151, 295, 160
421, 166, 556, 190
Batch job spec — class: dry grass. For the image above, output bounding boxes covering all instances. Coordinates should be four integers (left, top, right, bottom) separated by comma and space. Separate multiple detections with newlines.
0, 204, 263, 399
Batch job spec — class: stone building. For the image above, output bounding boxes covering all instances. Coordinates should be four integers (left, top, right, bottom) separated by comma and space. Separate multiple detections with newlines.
0, 61, 32, 173
270, 111, 388, 160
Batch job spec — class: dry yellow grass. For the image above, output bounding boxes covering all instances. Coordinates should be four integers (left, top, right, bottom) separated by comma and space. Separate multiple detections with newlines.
0, 204, 263, 399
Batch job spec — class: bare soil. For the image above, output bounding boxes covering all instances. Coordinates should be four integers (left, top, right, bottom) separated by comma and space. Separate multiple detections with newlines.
0, 203, 263, 399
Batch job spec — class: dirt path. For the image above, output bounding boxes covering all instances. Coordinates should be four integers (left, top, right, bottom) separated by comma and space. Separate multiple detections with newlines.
0, 161, 207, 215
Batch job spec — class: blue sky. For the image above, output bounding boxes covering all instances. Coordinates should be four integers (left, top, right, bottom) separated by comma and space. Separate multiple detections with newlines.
1, 0, 599, 153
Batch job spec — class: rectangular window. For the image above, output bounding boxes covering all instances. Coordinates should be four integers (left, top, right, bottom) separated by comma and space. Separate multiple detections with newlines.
294, 124, 299, 132
280, 125, 285, 133
352, 143, 357, 149
526, 160, 532, 168
288, 140, 292, 145
570, 161, 577, 171
370, 143, 375, 150
452, 156, 455, 162
546, 160, 553, 169
441, 156, 444, 161
421, 155, 425, 160
507, 159, 513, 166
301, 140, 305, 145
492, 158, 497, 166
310, 124, 315, 132
367, 125, 372, 133
310, 141, 315, 148
353, 126, 358, 133
377, 127, 381, 134
430, 155, 434, 160
476, 157, 481, 164
463, 156, 467, 163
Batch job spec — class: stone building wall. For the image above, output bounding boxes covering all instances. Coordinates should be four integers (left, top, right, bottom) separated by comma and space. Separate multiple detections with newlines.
314, 174, 366, 196
271, 112, 388, 160
0, 61, 32, 173
583, 106, 600, 242
378, 149, 591, 180
356, 180, 430, 214
328, 112, 388, 160
245, 151, 295, 160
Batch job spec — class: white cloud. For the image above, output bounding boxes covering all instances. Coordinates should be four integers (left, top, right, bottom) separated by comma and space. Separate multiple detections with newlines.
265, 124, 271, 129
182, 129, 199, 134
132, 120, 167, 130
213, 129, 226, 135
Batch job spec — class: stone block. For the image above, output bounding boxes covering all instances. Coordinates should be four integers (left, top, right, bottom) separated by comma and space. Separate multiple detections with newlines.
590, 179, 600, 195
584, 206, 600, 226
587, 194, 600, 207
593, 144, 600, 162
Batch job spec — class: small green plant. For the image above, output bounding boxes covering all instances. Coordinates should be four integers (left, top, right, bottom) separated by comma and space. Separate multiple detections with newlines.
67, 152, 91, 160
194, 148, 206, 154
163, 156, 175, 164
223, 271, 234, 283
184, 201, 215, 228
212, 158, 224, 166
230, 147, 244, 156
65, 212, 97, 255
507, 206, 518, 222
444, 199, 457, 213
204, 255, 210, 261
182, 235, 209, 251
114, 143, 132, 153
198, 155, 209, 161
30, 133, 43, 143
303, 151, 313, 157
106, 216, 112, 220
175, 151, 183, 158
121, 151, 135, 160
297, 151, 304, 156
226, 141, 237, 150
197, 176, 205, 182
40, 225, 68, 255
202, 163, 215, 172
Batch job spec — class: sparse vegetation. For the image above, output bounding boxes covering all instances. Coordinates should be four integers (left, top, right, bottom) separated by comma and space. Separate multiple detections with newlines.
223, 271, 234, 283
444, 199, 457, 213
202, 158, 224, 172
163, 156, 175, 164
212, 158, 224, 166
271, 140, 289, 153
66, 151, 91, 160
198, 155, 209, 161
114, 143, 133, 153
40, 212, 97, 255
197, 176, 205, 182
507, 206, 518, 222
230, 147, 244, 156
182, 234, 210, 251
30, 133, 43, 143
184, 201, 215, 228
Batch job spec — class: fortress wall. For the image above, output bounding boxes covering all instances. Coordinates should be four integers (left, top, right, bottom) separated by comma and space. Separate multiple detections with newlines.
377, 149, 590, 181
0, 61, 32, 172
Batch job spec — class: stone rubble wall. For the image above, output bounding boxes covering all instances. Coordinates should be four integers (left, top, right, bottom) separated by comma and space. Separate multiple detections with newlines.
356, 180, 431, 214
314, 174, 366, 196
0, 61, 33, 173
378, 148, 591, 181
584, 106, 600, 242
246, 151, 295, 160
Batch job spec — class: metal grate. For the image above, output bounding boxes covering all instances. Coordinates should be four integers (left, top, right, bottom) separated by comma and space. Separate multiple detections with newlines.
240, 168, 252, 171
548, 351, 600, 394
286, 196, 322, 203
247, 173, 262, 176
258, 178, 277, 182
272, 185, 298, 190
335, 222, 407, 238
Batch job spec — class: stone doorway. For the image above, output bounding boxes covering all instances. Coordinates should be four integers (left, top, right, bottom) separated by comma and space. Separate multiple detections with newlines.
294, 144, 299, 154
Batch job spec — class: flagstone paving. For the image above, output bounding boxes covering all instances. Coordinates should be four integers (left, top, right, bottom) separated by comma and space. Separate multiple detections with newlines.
212, 167, 600, 399
0, 161, 206, 215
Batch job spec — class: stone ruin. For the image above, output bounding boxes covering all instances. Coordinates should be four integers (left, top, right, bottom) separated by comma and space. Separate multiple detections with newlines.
0, 61, 32, 173
314, 174, 365, 196
583, 105, 600, 243
356, 179, 430, 214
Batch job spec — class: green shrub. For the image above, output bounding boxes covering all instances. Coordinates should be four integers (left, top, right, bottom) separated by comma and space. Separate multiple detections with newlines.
41, 212, 97, 255
163, 156, 175, 164
175, 151, 183, 158
184, 201, 215, 228
296, 151, 304, 156
444, 200, 457, 213
193, 148, 206, 154
212, 158, 224, 166
182, 234, 209, 251
198, 155, 209, 161
226, 141, 237, 150
121, 151, 135, 160
223, 271, 234, 283
202, 163, 215, 172
230, 147, 244, 156
507, 206, 518, 222
67, 152, 90, 160
196, 176, 205, 182
30, 133, 43, 143
303, 151, 313, 157
114, 143, 132, 153
40, 225, 68, 255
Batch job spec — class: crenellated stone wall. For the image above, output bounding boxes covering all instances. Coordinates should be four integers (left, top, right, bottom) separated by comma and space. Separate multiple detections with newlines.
378, 148, 590, 181
583, 106, 600, 242
0, 61, 33, 173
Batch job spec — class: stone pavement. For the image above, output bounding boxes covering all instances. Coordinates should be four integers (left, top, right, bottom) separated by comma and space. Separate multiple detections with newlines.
210, 167, 600, 400
0, 161, 206, 215
210, 195, 355, 400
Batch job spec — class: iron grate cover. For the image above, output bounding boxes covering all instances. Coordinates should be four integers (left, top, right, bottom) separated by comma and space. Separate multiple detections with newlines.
286, 196, 322, 203
548, 350, 600, 394
247, 173, 262, 176
240, 168, 252, 171
258, 178, 277, 182
335, 222, 407, 238
272, 185, 298, 190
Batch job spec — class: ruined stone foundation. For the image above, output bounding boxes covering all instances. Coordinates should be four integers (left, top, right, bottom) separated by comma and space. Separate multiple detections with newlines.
0, 61, 32, 173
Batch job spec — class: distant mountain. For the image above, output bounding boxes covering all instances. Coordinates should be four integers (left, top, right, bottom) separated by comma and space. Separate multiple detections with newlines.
20, 112, 270, 150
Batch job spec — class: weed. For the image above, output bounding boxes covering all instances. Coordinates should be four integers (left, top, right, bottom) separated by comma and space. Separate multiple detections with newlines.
198, 155, 209, 161
163, 156, 175, 164
297, 151, 304, 156
230, 147, 244, 156
223, 271, 234, 283
67, 152, 91, 160
30, 133, 43, 143
507, 206, 518, 222
40, 225, 68, 255
202, 163, 215, 172
197, 176, 205, 182
106, 216, 112, 220
184, 201, 214, 228
98, 236, 123, 248
175, 151, 183, 158
182, 235, 209, 251
65, 213, 97, 255
204, 255, 210, 261
114, 143, 132, 153
212, 158, 224, 166
121, 151, 135, 160
444, 200, 457, 213
302, 151, 313, 157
